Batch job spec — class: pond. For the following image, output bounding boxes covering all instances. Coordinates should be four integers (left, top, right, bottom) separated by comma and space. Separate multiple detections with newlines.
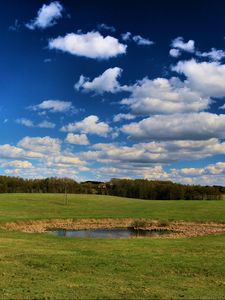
47, 228, 170, 238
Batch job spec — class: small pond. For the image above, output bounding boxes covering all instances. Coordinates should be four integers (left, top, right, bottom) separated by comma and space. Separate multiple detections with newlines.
47, 228, 170, 238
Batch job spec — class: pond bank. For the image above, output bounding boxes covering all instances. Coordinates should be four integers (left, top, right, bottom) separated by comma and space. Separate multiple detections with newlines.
2, 218, 225, 239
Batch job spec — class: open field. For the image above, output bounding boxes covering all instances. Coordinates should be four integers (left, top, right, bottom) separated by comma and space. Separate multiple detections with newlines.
1, 194, 225, 299
1, 193, 225, 223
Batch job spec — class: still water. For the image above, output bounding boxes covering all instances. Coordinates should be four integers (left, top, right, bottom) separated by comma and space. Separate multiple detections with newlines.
48, 228, 170, 238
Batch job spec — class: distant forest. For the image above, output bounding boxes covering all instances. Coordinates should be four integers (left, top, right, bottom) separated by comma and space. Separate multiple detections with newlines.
0, 175, 223, 200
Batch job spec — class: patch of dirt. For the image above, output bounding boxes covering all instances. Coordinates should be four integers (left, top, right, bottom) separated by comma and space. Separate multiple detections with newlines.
1, 218, 225, 239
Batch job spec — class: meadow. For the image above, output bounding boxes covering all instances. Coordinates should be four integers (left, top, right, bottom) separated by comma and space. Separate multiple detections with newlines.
1, 193, 225, 299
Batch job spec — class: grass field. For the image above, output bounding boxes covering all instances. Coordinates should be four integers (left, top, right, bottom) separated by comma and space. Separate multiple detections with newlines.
1, 193, 225, 299
1, 193, 225, 223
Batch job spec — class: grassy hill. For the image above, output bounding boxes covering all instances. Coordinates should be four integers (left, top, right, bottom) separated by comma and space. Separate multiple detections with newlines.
0, 193, 225, 223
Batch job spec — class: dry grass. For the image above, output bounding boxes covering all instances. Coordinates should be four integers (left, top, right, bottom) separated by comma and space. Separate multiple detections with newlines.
2, 218, 225, 239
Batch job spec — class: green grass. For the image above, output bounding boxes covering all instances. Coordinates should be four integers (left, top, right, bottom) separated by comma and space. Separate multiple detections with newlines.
0, 193, 225, 223
1, 193, 225, 299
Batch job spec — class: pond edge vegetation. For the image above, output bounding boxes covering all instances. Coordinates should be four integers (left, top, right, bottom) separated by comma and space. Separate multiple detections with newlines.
2, 218, 225, 239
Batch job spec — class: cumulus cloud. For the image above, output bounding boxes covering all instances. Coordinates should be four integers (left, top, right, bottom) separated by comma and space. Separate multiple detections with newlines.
170, 161, 225, 185
65, 133, 90, 145
38, 120, 56, 128
2, 163, 87, 180
49, 31, 127, 59
16, 118, 34, 127
113, 113, 136, 122
121, 32, 132, 41
83, 138, 225, 165
97, 23, 116, 32
47, 155, 83, 166
196, 48, 225, 61
122, 112, 225, 141
29, 100, 74, 113
75, 67, 129, 94
0, 144, 44, 160
26, 1, 63, 30
171, 37, 195, 53
1, 160, 33, 169
3, 167, 65, 178
16, 118, 55, 129
2, 135, 225, 183
173, 59, 225, 98
169, 48, 181, 57
0, 135, 89, 179
120, 77, 209, 115
17, 136, 61, 154
0, 144, 28, 159
132, 35, 154, 46
61, 115, 111, 137
205, 162, 225, 175
92, 165, 169, 181
121, 32, 154, 46
172, 167, 204, 176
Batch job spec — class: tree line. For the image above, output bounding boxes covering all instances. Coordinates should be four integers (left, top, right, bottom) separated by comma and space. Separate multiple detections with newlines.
0, 175, 223, 200
106, 179, 223, 200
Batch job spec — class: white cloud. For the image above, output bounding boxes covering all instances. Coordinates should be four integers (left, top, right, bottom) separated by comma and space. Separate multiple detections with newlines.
75, 67, 128, 94
113, 113, 136, 122
171, 37, 195, 53
121, 32, 154, 46
132, 35, 154, 46
172, 167, 204, 176
17, 136, 61, 154
49, 31, 127, 59
61, 115, 111, 137
97, 23, 116, 32
78, 138, 225, 182
169, 48, 181, 57
47, 155, 83, 166
65, 133, 90, 145
30, 100, 74, 113
0, 136, 89, 179
121, 77, 209, 115
1, 160, 33, 169
205, 162, 225, 175
0, 144, 43, 160
16, 118, 56, 129
170, 161, 225, 185
26, 1, 63, 30
196, 48, 225, 61
3, 137, 225, 175
173, 59, 225, 98
0, 144, 27, 159
2, 163, 82, 180
121, 32, 132, 41
2, 135, 225, 183
93, 165, 169, 181
122, 112, 225, 141
16, 118, 34, 127
82, 138, 225, 166
38, 120, 56, 128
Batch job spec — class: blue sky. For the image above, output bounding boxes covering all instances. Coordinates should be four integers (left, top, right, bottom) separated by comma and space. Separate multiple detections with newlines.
1, 0, 225, 185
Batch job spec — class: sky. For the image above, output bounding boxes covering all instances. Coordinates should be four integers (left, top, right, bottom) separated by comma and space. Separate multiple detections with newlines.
1, 0, 225, 185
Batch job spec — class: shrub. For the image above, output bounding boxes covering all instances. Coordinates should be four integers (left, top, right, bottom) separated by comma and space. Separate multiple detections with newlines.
130, 219, 147, 230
